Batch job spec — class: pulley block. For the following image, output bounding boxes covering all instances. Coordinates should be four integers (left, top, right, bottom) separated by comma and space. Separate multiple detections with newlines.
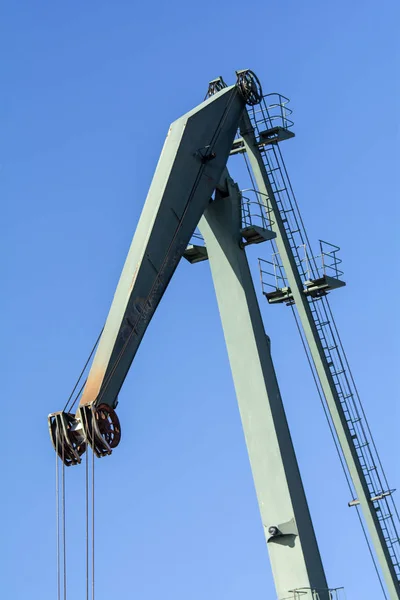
236, 69, 263, 106
78, 403, 121, 458
48, 411, 86, 466
49, 403, 121, 464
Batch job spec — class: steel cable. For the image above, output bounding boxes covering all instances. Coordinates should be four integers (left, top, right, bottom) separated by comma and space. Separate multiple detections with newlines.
92, 446, 95, 600
86, 450, 89, 600
62, 443, 67, 600
63, 328, 104, 413
85, 427, 96, 600
85, 436, 96, 600
56, 433, 61, 600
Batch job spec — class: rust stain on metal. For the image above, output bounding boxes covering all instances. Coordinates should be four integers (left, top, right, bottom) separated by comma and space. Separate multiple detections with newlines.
129, 262, 140, 292
95, 403, 121, 448
79, 367, 106, 407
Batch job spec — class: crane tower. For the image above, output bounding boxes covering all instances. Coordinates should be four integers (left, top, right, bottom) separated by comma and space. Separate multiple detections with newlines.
48, 70, 400, 600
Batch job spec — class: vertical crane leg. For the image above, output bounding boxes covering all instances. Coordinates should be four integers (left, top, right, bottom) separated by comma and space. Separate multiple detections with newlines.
239, 113, 400, 599
198, 175, 329, 600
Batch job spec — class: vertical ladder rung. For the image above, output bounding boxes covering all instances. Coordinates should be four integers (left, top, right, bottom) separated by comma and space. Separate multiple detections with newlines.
354, 440, 366, 449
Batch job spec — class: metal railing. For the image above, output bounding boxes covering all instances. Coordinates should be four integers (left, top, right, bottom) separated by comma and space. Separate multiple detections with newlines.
248, 93, 294, 132
241, 188, 274, 232
259, 240, 344, 293
282, 587, 346, 600
259, 255, 288, 291
298, 241, 344, 282
189, 191, 275, 249
317, 240, 344, 280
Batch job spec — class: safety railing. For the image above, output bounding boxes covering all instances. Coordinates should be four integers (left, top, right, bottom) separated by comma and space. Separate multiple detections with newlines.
260, 240, 344, 293
189, 190, 275, 249
259, 255, 288, 291
318, 240, 344, 279
297, 241, 344, 282
241, 188, 274, 232
248, 93, 294, 133
282, 587, 346, 600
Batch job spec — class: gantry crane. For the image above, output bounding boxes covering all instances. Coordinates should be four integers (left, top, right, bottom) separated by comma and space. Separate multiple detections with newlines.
48, 70, 400, 600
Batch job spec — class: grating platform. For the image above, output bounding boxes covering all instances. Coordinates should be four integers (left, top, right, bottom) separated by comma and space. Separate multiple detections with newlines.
258, 126, 295, 146
304, 275, 346, 298
183, 244, 208, 264
241, 225, 276, 246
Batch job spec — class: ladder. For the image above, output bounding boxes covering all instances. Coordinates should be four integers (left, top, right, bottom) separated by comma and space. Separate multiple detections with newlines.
247, 103, 400, 583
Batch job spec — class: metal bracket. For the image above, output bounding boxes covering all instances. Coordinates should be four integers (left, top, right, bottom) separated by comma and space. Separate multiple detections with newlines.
205, 76, 228, 99
195, 145, 217, 164
183, 244, 208, 264
266, 517, 298, 543
349, 490, 396, 507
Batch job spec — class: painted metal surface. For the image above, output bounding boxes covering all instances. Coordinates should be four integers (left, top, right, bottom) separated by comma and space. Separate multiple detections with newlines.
78, 85, 246, 410
47, 70, 399, 597
198, 175, 329, 600
239, 111, 400, 599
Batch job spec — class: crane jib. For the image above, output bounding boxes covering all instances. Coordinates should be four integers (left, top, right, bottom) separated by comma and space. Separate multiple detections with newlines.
48, 71, 259, 463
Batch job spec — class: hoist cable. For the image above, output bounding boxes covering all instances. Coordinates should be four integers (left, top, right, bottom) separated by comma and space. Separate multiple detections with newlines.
56, 433, 61, 600
62, 443, 67, 600
85, 428, 96, 600
68, 378, 88, 414
86, 450, 89, 600
63, 328, 104, 413
92, 446, 95, 600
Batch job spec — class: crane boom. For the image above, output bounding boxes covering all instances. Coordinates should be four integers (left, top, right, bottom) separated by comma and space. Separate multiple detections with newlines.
80, 85, 246, 412
49, 78, 251, 463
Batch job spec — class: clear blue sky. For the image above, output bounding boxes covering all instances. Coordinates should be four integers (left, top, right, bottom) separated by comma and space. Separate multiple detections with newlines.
1, 1, 399, 598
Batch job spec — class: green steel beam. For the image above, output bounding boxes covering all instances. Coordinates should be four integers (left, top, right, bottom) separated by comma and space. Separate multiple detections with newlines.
239, 113, 400, 599
198, 174, 329, 600
78, 86, 246, 410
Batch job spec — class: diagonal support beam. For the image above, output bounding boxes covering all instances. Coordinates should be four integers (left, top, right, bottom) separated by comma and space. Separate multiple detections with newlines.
199, 175, 329, 600
78, 86, 247, 411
